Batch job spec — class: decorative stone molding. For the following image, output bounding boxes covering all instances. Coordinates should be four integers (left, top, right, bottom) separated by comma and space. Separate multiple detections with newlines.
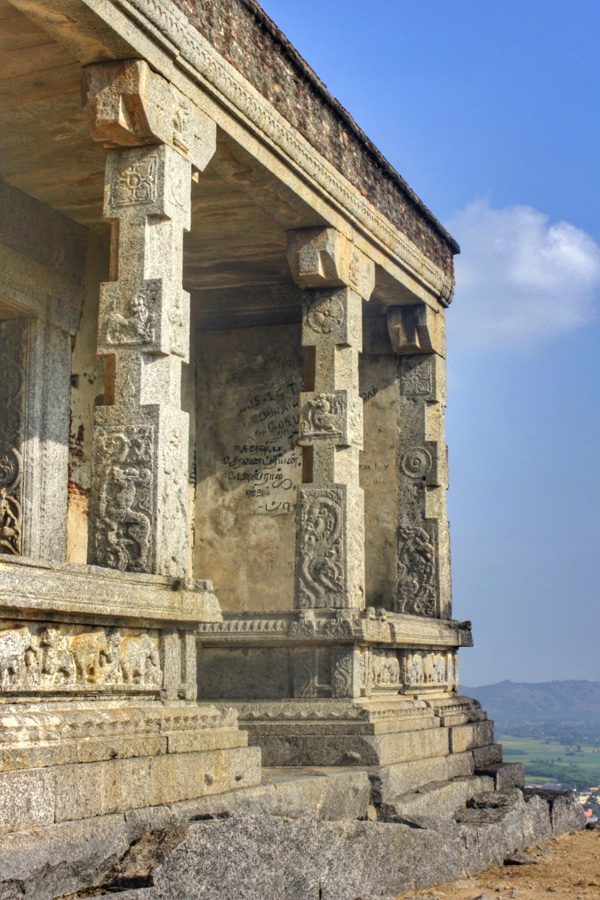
197, 609, 473, 648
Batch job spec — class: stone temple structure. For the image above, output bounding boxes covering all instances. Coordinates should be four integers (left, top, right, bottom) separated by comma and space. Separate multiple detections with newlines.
0, 1, 583, 896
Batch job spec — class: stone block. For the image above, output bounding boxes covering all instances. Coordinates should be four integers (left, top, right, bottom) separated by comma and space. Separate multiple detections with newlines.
370, 751, 475, 803
147, 747, 262, 806
253, 723, 449, 768
472, 742, 503, 767
475, 762, 525, 791
450, 720, 494, 753
381, 774, 495, 820
0, 768, 55, 834
53, 746, 261, 823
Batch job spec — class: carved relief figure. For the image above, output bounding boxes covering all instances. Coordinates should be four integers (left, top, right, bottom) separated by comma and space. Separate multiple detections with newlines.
407, 652, 424, 685
0, 626, 37, 690
396, 524, 436, 617
118, 633, 161, 685
70, 629, 120, 685
300, 394, 344, 441
297, 489, 344, 607
39, 625, 75, 685
332, 654, 353, 697
104, 285, 159, 347
433, 653, 447, 683
94, 427, 154, 572
372, 651, 401, 688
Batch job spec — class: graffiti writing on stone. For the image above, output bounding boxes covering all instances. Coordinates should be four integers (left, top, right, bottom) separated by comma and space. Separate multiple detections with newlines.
218, 381, 303, 517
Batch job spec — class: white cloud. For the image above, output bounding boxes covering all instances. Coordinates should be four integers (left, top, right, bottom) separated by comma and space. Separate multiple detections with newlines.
445, 201, 600, 350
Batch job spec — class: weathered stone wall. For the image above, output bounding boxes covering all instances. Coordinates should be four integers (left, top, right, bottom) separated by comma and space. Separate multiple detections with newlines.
194, 321, 303, 611
67, 235, 108, 564
360, 332, 399, 609
170, 0, 457, 278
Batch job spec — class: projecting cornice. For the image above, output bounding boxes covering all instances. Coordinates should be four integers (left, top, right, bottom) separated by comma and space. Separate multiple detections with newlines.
8, 0, 456, 305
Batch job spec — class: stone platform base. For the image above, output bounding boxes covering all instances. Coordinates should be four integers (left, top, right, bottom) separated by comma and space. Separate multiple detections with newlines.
0, 702, 261, 833
0, 770, 584, 899
233, 695, 499, 800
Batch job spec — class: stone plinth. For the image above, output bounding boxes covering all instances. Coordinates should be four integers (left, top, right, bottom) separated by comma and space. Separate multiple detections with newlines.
0, 557, 260, 834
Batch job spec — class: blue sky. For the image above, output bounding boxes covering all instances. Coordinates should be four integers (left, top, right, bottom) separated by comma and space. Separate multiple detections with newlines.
261, 0, 600, 685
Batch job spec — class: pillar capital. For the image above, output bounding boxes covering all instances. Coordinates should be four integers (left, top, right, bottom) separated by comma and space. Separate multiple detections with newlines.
82, 58, 216, 171
287, 227, 375, 299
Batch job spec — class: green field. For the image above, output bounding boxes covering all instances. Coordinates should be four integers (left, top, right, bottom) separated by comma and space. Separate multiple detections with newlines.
499, 734, 600, 789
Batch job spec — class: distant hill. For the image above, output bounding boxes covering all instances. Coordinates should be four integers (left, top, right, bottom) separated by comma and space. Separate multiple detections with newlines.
463, 680, 600, 723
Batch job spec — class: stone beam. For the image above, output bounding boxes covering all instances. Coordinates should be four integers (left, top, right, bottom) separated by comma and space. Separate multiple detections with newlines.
84, 61, 217, 578
288, 228, 374, 609
386, 303, 451, 618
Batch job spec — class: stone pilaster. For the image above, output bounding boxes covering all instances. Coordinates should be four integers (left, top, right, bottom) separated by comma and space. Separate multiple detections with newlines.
287, 228, 375, 609
83, 60, 217, 577
387, 303, 451, 618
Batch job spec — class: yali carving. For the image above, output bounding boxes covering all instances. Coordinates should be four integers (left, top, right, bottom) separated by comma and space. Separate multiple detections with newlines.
299, 393, 345, 441
94, 425, 154, 572
396, 524, 436, 616
297, 488, 345, 607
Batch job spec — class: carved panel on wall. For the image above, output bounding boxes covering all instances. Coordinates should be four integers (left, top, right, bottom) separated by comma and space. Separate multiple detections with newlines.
112, 156, 158, 207
0, 319, 27, 556
296, 487, 345, 607
400, 357, 433, 397
100, 280, 162, 350
93, 425, 155, 572
402, 650, 456, 690
371, 650, 401, 691
0, 622, 162, 693
395, 523, 436, 616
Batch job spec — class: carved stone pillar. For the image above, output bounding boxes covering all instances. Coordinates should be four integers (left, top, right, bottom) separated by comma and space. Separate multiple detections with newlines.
287, 228, 375, 609
387, 303, 451, 618
83, 60, 216, 578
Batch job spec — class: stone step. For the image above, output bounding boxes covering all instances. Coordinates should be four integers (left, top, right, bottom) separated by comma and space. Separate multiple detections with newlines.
368, 751, 475, 804
474, 761, 525, 791
380, 774, 495, 820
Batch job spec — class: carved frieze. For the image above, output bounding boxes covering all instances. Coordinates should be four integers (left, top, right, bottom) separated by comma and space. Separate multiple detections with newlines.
0, 622, 162, 693
298, 391, 362, 448
395, 523, 436, 616
92, 425, 155, 572
296, 487, 345, 608
0, 319, 27, 556
402, 650, 456, 691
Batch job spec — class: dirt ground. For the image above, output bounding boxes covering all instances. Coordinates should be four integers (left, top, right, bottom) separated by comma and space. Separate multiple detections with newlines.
397, 829, 600, 900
